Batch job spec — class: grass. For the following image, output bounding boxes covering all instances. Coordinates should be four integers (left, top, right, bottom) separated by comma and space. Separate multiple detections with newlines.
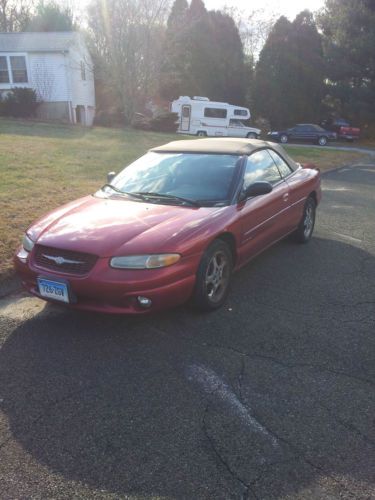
0, 118, 372, 281
284, 145, 368, 170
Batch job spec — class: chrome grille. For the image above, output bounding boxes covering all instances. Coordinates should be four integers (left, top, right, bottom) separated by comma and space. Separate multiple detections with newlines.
33, 245, 98, 275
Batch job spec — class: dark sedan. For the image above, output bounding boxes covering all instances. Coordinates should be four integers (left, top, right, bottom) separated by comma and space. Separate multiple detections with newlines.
268, 123, 337, 146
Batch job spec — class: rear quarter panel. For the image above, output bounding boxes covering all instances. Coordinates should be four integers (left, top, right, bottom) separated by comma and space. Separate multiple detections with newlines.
286, 167, 321, 228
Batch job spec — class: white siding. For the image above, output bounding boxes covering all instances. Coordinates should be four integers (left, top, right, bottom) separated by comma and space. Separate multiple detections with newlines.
29, 52, 70, 102
0, 32, 95, 125
69, 41, 95, 107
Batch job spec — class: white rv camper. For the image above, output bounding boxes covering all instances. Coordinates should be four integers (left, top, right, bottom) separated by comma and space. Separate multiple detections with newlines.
171, 96, 261, 138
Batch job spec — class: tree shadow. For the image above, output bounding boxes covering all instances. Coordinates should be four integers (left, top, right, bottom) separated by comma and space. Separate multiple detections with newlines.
0, 237, 374, 498
323, 163, 375, 187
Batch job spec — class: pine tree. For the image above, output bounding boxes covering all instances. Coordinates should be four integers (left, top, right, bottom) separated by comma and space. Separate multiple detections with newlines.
254, 12, 324, 128
288, 11, 325, 123
27, 1, 75, 32
207, 11, 245, 104
187, 0, 207, 21
160, 0, 246, 104
318, 0, 375, 127
254, 16, 293, 128
160, 0, 190, 99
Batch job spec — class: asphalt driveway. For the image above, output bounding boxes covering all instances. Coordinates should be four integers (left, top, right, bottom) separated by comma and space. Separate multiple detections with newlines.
0, 163, 374, 499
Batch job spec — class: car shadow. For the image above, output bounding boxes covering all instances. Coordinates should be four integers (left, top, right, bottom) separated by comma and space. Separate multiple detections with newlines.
0, 237, 374, 498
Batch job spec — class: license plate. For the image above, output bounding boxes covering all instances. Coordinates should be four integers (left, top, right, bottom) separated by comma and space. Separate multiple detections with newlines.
37, 278, 70, 303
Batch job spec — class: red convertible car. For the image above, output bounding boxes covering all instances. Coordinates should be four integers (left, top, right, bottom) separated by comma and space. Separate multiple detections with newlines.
14, 138, 321, 314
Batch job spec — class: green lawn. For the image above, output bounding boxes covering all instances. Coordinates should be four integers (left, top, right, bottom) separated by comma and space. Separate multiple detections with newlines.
0, 118, 371, 281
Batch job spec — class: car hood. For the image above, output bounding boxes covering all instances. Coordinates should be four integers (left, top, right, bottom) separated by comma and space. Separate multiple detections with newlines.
28, 195, 226, 257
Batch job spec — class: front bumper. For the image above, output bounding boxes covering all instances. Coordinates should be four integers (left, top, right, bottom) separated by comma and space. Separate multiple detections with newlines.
14, 250, 199, 314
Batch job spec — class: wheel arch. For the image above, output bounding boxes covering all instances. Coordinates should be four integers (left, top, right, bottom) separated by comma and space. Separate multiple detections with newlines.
309, 191, 318, 205
216, 232, 237, 265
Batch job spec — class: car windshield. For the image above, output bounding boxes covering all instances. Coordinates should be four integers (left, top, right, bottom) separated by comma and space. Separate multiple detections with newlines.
100, 152, 241, 207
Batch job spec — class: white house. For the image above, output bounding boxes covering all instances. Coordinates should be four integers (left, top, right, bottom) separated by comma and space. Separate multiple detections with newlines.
0, 31, 95, 126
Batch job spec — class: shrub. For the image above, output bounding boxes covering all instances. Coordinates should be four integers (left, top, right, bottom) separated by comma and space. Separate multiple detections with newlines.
253, 116, 270, 137
0, 87, 39, 118
132, 111, 178, 133
150, 111, 178, 132
94, 107, 127, 127
131, 113, 152, 130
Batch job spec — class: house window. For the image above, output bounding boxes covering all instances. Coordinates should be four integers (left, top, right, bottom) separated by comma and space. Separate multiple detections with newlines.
0, 56, 10, 83
10, 56, 28, 83
204, 107, 227, 119
80, 61, 86, 81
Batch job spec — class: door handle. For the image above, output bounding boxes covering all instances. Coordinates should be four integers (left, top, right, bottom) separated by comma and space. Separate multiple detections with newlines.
282, 193, 289, 202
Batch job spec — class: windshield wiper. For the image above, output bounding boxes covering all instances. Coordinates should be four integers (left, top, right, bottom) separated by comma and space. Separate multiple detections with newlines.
134, 192, 200, 207
101, 184, 144, 200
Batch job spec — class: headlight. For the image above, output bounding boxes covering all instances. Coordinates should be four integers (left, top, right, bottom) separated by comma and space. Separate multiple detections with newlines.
22, 233, 35, 252
110, 253, 181, 269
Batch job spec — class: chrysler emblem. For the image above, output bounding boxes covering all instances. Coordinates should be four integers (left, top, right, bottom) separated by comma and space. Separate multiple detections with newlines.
42, 254, 84, 265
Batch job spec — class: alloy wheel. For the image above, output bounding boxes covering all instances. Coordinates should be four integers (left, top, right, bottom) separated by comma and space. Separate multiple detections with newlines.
205, 250, 230, 304
304, 202, 315, 239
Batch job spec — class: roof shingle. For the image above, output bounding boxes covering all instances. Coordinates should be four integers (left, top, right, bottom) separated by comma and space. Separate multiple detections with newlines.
0, 31, 79, 52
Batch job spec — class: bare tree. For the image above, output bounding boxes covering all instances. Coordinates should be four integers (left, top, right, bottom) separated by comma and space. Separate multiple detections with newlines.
223, 5, 277, 60
86, 0, 170, 122
0, 0, 34, 32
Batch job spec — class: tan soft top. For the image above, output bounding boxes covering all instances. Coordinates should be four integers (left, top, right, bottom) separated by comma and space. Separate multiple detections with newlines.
151, 137, 298, 169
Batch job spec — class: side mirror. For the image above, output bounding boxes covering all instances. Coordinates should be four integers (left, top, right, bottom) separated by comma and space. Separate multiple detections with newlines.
245, 181, 273, 198
107, 171, 116, 183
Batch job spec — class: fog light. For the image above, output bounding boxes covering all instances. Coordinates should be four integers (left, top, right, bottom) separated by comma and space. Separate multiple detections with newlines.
137, 296, 152, 308
17, 248, 29, 263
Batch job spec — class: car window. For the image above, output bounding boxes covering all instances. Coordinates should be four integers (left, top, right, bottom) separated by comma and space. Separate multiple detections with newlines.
243, 150, 282, 191
296, 125, 311, 132
106, 152, 241, 206
229, 119, 244, 127
268, 149, 293, 177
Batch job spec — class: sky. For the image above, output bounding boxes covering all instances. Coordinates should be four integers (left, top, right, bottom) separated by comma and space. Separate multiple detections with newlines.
204, 0, 326, 20
73, 0, 327, 20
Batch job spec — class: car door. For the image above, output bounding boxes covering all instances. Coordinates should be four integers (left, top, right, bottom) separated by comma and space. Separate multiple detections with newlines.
304, 125, 318, 141
268, 149, 302, 231
237, 149, 290, 263
288, 126, 299, 141
228, 119, 246, 137
291, 125, 310, 141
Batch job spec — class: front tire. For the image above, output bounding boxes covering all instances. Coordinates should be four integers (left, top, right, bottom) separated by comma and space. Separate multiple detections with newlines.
197, 131, 207, 137
317, 136, 327, 146
247, 132, 258, 139
280, 134, 288, 144
293, 196, 316, 243
192, 240, 233, 311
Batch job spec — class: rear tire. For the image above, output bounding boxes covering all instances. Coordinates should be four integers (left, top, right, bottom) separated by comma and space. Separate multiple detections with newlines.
280, 134, 288, 144
293, 196, 316, 243
197, 131, 207, 137
192, 240, 233, 311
